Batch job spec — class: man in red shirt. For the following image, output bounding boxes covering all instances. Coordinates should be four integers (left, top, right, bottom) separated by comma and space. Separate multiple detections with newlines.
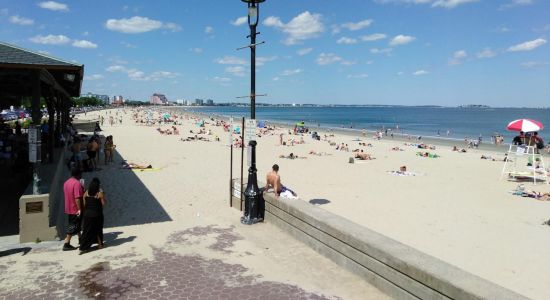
63, 167, 84, 251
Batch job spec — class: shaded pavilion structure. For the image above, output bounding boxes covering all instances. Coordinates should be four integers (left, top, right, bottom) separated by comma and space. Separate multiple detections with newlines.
0, 42, 83, 237
0, 41, 83, 161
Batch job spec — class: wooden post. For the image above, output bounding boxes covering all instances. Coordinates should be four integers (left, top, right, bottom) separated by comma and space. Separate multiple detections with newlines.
46, 95, 55, 163
240, 117, 245, 211
54, 91, 62, 147
31, 70, 41, 125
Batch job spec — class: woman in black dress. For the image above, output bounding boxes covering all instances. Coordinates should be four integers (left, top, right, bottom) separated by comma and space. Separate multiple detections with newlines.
79, 177, 105, 254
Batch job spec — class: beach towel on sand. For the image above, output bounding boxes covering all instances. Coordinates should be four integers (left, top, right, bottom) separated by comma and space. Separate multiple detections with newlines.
280, 190, 298, 199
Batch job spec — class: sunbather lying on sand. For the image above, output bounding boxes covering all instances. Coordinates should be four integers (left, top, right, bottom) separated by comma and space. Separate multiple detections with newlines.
514, 191, 550, 201
416, 152, 439, 158
452, 146, 467, 152
354, 150, 375, 160
122, 162, 153, 169
279, 153, 306, 159
181, 135, 210, 142
309, 150, 331, 156
391, 146, 404, 151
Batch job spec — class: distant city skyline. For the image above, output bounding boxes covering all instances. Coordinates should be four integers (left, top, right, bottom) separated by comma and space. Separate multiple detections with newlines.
0, 0, 548, 107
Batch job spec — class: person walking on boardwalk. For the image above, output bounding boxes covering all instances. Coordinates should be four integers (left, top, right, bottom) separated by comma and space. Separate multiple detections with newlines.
79, 177, 106, 254
62, 167, 84, 251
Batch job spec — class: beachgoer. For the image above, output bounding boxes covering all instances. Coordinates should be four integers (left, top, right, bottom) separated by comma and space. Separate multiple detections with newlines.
104, 136, 115, 164
86, 137, 99, 170
62, 167, 84, 251
512, 131, 525, 145
79, 178, 106, 254
264, 164, 297, 197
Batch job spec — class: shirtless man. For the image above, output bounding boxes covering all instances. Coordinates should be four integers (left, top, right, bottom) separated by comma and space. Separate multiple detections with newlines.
264, 164, 297, 197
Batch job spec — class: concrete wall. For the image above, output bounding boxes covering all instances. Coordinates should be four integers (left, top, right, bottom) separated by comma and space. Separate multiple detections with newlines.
263, 193, 529, 300
19, 147, 70, 242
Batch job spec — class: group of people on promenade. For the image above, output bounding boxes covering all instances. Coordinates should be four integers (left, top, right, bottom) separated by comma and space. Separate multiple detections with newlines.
62, 167, 106, 254
67, 121, 116, 171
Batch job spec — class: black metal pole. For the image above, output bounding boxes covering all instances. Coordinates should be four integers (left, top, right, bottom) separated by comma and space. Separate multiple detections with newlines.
241, 2, 262, 225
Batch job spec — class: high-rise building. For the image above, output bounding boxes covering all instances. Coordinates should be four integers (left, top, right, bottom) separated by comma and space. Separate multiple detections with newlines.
151, 93, 168, 105
195, 98, 204, 106
112, 95, 124, 105
82, 92, 110, 104
206, 99, 214, 106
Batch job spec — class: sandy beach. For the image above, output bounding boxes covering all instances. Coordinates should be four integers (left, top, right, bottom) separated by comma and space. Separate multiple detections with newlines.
133, 107, 549, 299
3, 107, 548, 299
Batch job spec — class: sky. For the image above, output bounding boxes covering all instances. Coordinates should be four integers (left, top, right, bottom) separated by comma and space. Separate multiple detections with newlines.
0, 0, 549, 107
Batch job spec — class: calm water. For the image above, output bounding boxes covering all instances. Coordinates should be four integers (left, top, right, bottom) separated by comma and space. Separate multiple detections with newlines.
184, 106, 550, 142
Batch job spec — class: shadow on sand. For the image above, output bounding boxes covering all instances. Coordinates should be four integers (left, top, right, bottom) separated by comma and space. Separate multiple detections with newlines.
81, 149, 172, 229
309, 199, 331, 205
103, 231, 136, 247
0, 247, 32, 257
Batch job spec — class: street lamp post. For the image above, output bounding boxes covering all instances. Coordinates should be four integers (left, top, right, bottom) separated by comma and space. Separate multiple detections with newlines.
240, 0, 265, 225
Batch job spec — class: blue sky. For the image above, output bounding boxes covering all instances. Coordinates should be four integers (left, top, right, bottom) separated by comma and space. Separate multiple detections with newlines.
0, 0, 549, 107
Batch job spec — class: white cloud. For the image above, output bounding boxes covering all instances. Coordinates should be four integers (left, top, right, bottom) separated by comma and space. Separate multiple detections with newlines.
225, 66, 246, 77
106, 65, 126, 72
347, 74, 369, 79
316, 53, 342, 65
477, 48, 496, 58
105, 16, 180, 34
341, 60, 357, 66
499, 0, 533, 10
107, 65, 177, 81
212, 76, 232, 86
121, 41, 137, 48
215, 56, 247, 65
370, 48, 393, 55
297, 48, 313, 56
337, 37, 358, 45
38, 1, 69, 12
205, 26, 214, 34
256, 56, 277, 66
84, 74, 104, 81
432, 0, 479, 9
332, 19, 372, 33
264, 11, 324, 45
72, 40, 98, 49
374, 0, 477, 8
389, 34, 416, 46
164, 22, 182, 32
520, 61, 549, 68
413, 70, 429, 76
448, 50, 467, 65
397, 71, 404, 76
281, 69, 303, 76
190, 48, 203, 54
507, 38, 547, 52
272, 77, 280, 81
231, 16, 247, 26
9, 15, 34, 26
29, 34, 70, 45
361, 33, 387, 42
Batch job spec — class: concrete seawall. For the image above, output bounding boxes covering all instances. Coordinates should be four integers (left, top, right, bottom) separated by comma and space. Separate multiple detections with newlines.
262, 193, 529, 300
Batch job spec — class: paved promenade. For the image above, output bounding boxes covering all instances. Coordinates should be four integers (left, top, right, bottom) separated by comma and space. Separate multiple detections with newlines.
0, 111, 389, 300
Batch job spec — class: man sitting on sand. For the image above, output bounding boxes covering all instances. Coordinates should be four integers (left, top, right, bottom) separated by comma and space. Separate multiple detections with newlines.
264, 164, 297, 197
354, 150, 375, 160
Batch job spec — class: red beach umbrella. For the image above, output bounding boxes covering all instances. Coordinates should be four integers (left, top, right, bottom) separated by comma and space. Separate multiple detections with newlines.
506, 119, 544, 132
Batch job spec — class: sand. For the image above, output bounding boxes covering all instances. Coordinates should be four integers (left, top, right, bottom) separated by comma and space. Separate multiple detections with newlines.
3, 107, 548, 299
163, 107, 550, 299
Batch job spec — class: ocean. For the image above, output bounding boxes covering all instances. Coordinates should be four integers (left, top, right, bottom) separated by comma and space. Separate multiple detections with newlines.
183, 106, 550, 143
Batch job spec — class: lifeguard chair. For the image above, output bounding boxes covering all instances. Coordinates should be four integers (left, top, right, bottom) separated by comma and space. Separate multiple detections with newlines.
501, 144, 549, 185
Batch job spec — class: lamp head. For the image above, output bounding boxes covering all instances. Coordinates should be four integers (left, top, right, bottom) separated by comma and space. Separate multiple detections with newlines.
241, 0, 265, 3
